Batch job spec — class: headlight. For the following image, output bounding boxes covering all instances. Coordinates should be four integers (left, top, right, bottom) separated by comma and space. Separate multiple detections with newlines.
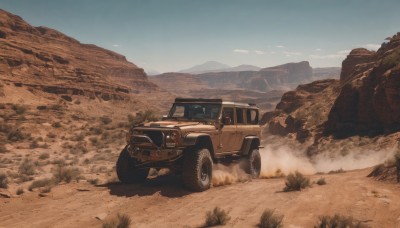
165, 130, 180, 147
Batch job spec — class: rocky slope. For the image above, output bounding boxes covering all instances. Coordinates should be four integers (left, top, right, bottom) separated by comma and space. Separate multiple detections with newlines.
0, 9, 162, 102
326, 33, 400, 137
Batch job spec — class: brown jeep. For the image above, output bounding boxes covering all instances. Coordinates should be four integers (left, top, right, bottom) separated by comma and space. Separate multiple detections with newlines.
117, 98, 262, 191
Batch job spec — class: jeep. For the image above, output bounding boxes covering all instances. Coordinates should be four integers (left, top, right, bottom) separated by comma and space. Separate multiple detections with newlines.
117, 98, 262, 191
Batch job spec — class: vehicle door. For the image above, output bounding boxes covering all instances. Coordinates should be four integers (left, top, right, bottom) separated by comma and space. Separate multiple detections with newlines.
219, 107, 236, 152
234, 107, 246, 150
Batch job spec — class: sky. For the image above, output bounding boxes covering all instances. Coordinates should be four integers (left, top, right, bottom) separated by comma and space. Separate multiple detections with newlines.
1, 0, 400, 73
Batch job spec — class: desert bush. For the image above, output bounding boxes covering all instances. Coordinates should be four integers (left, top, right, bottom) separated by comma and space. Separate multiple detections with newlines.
40, 186, 52, 193
89, 136, 99, 144
47, 132, 57, 138
74, 100, 81, 105
102, 213, 132, 228
18, 115, 26, 121
0, 144, 7, 153
316, 214, 368, 228
328, 168, 345, 174
50, 104, 63, 111
0, 173, 8, 188
39, 152, 50, 160
51, 158, 66, 166
90, 126, 103, 135
16, 187, 24, 195
204, 207, 231, 227
51, 122, 62, 128
29, 178, 53, 191
12, 104, 27, 115
283, 171, 310, 192
88, 178, 99, 185
19, 159, 36, 176
258, 209, 284, 228
69, 142, 88, 154
71, 132, 85, 141
100, 116, 112, 125
316, 177, 326, 185
7, 128, 28, 142
29, 139, 39, 149
53, 166, 82, 183
128, 110, 159, 125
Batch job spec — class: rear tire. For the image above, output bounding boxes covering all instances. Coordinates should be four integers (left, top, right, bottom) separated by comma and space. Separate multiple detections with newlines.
182, 148, 213, 192
244, 149, 261, 178
116, 146, 149, 184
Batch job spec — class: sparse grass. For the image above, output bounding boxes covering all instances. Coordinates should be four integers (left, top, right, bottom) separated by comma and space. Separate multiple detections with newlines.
71, 132, 85, 141
90, 127, 103, 135
16, 187, 24, 195
0, 173, 8, 188
328, 168, 345, 174
29, 178, 53, 191
0, 144, 7, 153
102, 213, 132, 228
39, 152, 50, 160
100, 116, 112, 125
316, 177, 327, 185
29, 139, 39, 149
69, 142, 88, 154
53, 166, 82, 183
258, 209, 284, 228
88, 178, 99, 185
12, 104, 27, 115
47, 132, 57, 139
7, 127, 29, 142
19, 159, 36, 176
316, 214, 368, 228
283, 171, 310, 192
204, 207, 231, 227
128, 110, 159, 125
51, 122, 62, 128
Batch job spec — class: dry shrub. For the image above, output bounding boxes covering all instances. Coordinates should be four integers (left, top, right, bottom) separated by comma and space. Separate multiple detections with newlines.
102, 213, 132, 228
0, 173, 8, 188
47, 132, 57, 139
316, 214, 368, 228
51, 122, 62, 128
328, 168, 345, 174
19, 159, 36, 176
16, 187, 24, 195
128, 110, 159, 125
316, 177, 327, 185
12, 104, 27, 115
283, 171, 310, 192
100, 116, 112, 125
0, 144, 7, 153
204, 207, 231, 227
39, 152, 50, 160
53, 166, 82, 183
29, 178, 53, 191
258, 209, 284, 228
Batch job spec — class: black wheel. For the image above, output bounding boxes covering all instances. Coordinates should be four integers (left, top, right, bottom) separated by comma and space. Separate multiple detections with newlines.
182, 148, 213, 192
116, 146, 149, 184
244, 149, 261, 178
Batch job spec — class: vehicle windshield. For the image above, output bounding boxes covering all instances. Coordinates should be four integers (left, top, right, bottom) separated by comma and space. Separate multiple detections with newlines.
168, 103, 221, 121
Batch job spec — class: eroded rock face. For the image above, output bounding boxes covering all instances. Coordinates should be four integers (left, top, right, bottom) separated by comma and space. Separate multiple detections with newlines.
264, 79, 341, 142
0, 9, 158, 101
326, 32, 400, 137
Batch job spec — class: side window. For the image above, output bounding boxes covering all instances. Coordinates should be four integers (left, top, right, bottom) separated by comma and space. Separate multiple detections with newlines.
246, 109, 259, 124
236, 108, 244, 124
222, 108, 234, 125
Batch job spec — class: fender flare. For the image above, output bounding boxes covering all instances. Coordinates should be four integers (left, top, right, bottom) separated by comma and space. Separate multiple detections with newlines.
240, 136, 260, 156
183, 133, 215, 158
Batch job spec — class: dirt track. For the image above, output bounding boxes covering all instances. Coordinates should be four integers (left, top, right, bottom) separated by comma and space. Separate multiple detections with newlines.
1, 168, 400, 228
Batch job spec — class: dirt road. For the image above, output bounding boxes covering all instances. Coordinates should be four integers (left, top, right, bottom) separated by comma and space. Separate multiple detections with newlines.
1, 168, 400, 228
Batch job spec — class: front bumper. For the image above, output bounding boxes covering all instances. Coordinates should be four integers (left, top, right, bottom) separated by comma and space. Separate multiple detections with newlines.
127, 134, 183, 162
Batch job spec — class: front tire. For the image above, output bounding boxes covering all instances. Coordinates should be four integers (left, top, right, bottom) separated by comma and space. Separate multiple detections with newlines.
182, 148, 213, 192
116, 146, 149, 184
244, 149, 261, 178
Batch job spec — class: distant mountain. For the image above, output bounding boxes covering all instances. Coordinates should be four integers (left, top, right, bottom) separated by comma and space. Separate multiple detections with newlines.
179, 61, 231, 74
224, 64, 261, 72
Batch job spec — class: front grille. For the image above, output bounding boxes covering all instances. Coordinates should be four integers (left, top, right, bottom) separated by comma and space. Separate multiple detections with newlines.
143, 130, 164, 147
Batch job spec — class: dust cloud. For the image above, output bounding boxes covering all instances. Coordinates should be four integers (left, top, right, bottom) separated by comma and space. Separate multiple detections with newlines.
212, 139, 397, 186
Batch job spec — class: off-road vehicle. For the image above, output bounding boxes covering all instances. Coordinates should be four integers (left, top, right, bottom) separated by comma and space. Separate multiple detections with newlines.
117, 98, 262, 191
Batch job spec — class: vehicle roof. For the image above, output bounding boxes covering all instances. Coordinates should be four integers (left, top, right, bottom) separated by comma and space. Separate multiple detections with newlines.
174, 98, 259, 108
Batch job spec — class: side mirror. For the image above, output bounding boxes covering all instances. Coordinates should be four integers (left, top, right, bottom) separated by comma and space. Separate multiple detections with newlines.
223, 116, 232, 125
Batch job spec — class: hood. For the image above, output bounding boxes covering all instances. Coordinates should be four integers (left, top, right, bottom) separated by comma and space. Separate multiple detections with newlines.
142, 121, 202, 128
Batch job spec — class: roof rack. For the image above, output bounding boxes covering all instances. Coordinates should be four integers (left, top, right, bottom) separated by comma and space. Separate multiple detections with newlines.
175, 98, 223, 103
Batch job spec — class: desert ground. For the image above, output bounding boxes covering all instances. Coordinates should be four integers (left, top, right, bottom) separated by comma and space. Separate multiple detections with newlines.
1, 167, 400, 228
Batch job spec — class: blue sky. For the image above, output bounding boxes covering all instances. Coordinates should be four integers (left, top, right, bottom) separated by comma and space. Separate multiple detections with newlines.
1, 0, 400, 73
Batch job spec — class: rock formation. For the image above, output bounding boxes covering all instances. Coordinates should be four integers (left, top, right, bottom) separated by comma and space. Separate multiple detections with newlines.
326, 33, 400, 137
0, 9, 159, 102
